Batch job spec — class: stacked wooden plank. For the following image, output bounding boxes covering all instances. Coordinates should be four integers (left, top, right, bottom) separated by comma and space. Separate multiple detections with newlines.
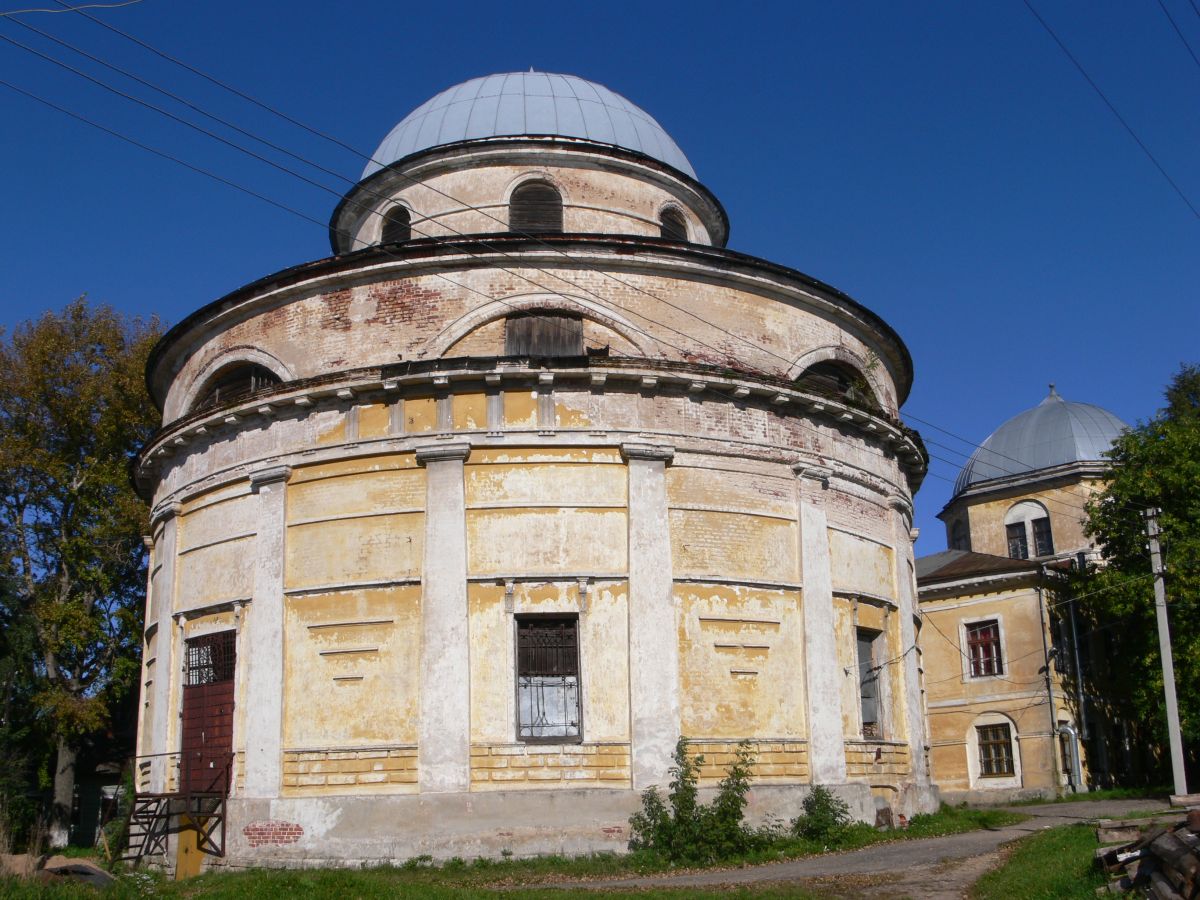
1095, 812, 1200, 897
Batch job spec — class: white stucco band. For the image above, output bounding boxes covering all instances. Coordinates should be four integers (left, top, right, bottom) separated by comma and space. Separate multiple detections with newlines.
622, 442, 680, 790
147, 504, 180, 793
242, 465, 291, 798
795, 465, 847, 784
416, 442, 472, 792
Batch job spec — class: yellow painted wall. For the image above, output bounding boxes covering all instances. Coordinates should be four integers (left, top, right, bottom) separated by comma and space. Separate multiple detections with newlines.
282, 586, 421, 753
176, 490, 255, 610
955, 480, 1103, 558
358, 403, 392, 439
677, 584, 805, 739
828, 530, 895, 598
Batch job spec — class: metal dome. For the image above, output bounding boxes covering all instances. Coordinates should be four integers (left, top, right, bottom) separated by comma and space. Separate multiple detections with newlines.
362, 72, 696, 180
953, 387, 1127, 495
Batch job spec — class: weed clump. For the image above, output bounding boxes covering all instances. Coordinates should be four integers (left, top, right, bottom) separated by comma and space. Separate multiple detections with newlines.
790, 784, 851, 842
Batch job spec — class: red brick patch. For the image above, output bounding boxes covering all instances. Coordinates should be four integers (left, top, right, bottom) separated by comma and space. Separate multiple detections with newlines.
243, 820, 304, 847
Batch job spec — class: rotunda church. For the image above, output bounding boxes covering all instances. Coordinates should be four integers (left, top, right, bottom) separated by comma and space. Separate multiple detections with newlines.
133, 72, 936, 870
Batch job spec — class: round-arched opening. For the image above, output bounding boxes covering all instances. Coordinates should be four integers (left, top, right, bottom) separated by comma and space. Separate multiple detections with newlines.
659, 208, 687, 241
1004, 500, 1054, 559
509, 182, 563, 234
794, 360, 881, 412
192, 363, 282, 413
382, 206, 412, 244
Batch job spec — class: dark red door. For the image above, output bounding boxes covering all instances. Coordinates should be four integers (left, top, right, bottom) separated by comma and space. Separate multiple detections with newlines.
180, 631, 235, 795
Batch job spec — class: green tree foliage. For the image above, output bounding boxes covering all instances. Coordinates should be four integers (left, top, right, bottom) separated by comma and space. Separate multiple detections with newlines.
0, 298, 160, 845
1074, 363, 1200, 779
790, 784, 851, 841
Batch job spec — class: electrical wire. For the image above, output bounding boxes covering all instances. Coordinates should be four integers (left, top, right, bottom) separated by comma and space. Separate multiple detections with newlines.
1155, 0, 1200, 75
0, 0, 140, 17
1022, 0, 1200, 219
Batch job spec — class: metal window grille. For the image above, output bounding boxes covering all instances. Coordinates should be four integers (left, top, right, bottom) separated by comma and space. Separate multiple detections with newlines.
977, 723, 1015, 777
505, 313, 583, 357
1059, 728, 1072, 775
857, 629, 882, 739
659, 209, 687, 241
966, 620, 1003, 677
516, 617, 581, 741
195, 364, 281, 412
186, 631, 236, 685
509, 183, 563, 234
1032, 517, 1054, 557
1006, 522, 1029, 559
382, 206, 411, 243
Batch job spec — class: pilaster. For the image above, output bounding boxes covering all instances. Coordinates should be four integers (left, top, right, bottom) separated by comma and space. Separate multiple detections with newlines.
621, 442, 679, 790
146, 502, 180, 793
416, 442, 472, 792
242, 465, 291, 797
889, 494, 930, 785
794, 464, 847, 784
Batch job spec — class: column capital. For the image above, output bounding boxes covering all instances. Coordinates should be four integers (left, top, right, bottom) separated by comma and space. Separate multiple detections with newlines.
149, 501, 182, 527
887, 493, 914, 517
249, 465, 292, 492
620, 442, 675, 464
793, 464, 832, 487
415, 442, 472, 465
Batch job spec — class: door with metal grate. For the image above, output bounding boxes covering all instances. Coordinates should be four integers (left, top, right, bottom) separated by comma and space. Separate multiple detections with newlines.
180, 631, 235, 795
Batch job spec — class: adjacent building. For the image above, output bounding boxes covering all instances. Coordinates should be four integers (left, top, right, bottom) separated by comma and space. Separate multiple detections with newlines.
133, 72, 938, 870
917, 388, 1127, 802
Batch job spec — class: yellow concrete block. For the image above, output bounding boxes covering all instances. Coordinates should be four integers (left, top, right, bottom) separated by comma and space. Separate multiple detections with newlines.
527, 770, 562, 781
357, 772, 388, 784
298, 752, 324, 761
339, 759, 371, 773
297, 775, 326, 786
473, 757, 508, 769
388, 749, 413, 758
325, 774, 356, 785
471, 770, 490, 782
490, 746, 528, 756
592, 755, 626, 767
388, 772, 417, 783
470, 746, 491, 757
596, 768, 630, 780
282, 776, 299, 786
563, 770, 598, 780
489, 770, 527, 781
357, 750, 388, 759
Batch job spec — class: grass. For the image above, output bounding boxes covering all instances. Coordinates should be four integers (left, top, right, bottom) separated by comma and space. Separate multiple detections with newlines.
1007, 785, 1170, 805
0, 804, 1027, 898
971, 823, 1107, 899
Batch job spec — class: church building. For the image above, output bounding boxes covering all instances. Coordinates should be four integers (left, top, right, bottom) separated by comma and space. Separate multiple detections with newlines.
133, 72, 937, 870
917, 388, 1127, 802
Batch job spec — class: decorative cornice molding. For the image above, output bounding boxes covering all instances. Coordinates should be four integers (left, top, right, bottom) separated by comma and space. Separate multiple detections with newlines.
415, 442, 472, 465
793, 464, 832, 488
620, 442, 675, 464
249, 465, 293, 492
150, 501, 182, 527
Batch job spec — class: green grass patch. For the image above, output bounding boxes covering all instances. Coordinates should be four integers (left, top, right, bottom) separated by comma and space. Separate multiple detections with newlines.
1007, 785, 1170, 805
971, 823, 1106, 899
0, 804, 1028, 899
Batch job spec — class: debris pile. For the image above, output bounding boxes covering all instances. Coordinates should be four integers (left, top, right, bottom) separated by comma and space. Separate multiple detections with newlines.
1095, 811, 1200, 897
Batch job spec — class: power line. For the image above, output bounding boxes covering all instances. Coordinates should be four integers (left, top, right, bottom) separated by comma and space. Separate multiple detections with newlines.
1, 0, 140, 18
1155, 0, 1200, 76
1022, 0, 1200, 220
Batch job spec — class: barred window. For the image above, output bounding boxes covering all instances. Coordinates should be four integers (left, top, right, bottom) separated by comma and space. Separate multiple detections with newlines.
516, 617, 581, 741
186, 631, 236, 685
659, 208, 687, 241
977, 723, 1015, 777
382, 206, 411, 243
193, 363, 281, 413
857, 628, 882, 739
1006, 522, 1029, 559
509, 182, 563, 234
966, 620, 1003, 677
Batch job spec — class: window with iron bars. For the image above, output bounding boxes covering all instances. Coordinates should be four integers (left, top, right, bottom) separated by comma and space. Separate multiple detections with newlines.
515, 616, 581, 742
186, 631, 236, 685
965, 619, 1003, 677
977, 723, 1015, 777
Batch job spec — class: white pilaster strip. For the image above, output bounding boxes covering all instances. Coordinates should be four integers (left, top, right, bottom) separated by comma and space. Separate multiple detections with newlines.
242, 465, 291, 798
795, 465, 848, 783
147, 502, 180, 793
889, 494, 929, 785
622, 442, 679, 790
416, 442, 472, 792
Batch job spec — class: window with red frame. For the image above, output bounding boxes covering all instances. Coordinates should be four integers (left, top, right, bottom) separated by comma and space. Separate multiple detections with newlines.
966, 620, 1003, 677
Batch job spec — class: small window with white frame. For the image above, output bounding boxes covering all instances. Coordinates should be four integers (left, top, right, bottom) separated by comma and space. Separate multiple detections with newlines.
856, 627, 883, 739
965, 619, 1003, 677
976, 722, 1015, 777
1004, 500, 1054, 559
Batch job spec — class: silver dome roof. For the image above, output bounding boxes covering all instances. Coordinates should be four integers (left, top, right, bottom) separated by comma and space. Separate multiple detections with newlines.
954, 387, 1127, 494
362, 72, 696, 180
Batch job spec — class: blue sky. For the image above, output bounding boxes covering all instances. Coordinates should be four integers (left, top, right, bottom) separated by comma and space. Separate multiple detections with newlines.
1, 0, 1196, 549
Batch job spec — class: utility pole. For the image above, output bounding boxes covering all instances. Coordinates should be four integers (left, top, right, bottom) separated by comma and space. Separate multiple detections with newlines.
1144, 508, 1188, 797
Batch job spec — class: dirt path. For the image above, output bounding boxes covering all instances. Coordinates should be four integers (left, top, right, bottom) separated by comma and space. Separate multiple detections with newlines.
572, 798, 1170, 897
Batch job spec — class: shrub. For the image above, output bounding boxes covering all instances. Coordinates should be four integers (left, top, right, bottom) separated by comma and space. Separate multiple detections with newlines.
791, 784, 851, 841
628, 738, 760, 864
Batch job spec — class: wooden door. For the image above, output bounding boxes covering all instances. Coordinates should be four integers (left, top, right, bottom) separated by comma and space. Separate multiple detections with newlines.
180, 631, 235, 795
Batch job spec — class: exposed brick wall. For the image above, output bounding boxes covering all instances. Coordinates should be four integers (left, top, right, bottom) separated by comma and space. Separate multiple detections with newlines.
243, 820, 303, 847
845, 740, 911, 778
281, 746, 417, 794
469, 742, 631, 789
687, 740, 809, 783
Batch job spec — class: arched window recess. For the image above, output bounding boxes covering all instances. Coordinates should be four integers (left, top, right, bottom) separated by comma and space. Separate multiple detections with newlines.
793, 360, 882, 413
504, 311, 584, 357
659, 208, 688, 241
509, 182, 563, 235
192, 363, 282, 414
381, 205, 412, 244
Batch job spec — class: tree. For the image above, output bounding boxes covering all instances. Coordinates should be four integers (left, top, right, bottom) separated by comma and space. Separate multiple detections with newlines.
1075, 363, 1200, 783
0, 298, 160, 846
